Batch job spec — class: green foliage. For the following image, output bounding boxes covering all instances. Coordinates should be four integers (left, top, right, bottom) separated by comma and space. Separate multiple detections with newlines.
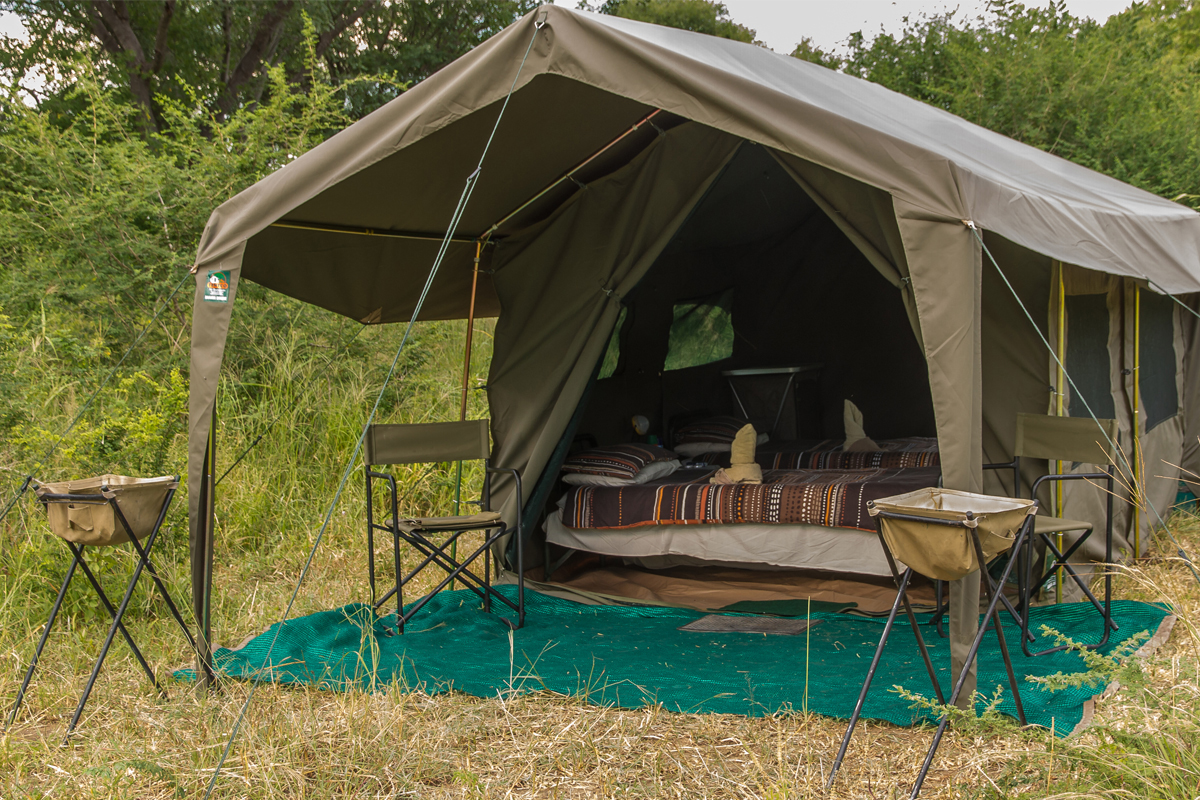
663, 288, 734, 372
795, 0, 1200, 210
891, 682, 1019, 737
1026, 624, 1150, 692
0, 1, 535, 128
584, 0, 757, 43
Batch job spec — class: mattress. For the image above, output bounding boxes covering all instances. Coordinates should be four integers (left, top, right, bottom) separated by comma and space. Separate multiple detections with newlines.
546, 510, 901, 577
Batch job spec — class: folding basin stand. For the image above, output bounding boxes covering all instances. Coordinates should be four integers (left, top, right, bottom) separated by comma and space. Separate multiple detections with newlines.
6, 475, 207, 740
827, 489, 1036, 798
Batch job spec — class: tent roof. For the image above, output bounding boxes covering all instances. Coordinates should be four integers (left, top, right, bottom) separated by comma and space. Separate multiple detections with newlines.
193, 4, 1200, 316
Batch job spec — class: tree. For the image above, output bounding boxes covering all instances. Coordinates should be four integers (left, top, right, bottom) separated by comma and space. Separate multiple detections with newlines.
0, 1, 536, 132
792, 0, 1200, 210
581, 0, 758, 43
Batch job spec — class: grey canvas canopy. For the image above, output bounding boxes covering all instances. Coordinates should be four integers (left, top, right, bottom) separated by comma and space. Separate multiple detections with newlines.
187, 5, 1200, 688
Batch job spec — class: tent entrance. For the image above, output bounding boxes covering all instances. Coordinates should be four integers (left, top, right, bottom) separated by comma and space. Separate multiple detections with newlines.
534, 142, 937, 610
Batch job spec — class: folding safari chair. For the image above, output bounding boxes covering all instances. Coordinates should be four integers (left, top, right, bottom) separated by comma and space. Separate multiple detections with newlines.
365, 420, 525, 633
6, 475, 205, 740
828, 488, 1035, 799
984, 413, 1119, 655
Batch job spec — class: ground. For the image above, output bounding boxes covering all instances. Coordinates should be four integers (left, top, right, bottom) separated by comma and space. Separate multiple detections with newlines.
2, 513, 1199, 799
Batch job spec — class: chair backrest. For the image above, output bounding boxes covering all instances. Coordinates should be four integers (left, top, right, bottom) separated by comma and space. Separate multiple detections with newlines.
365, 420, 490, 466
1014, 413, 1119, 465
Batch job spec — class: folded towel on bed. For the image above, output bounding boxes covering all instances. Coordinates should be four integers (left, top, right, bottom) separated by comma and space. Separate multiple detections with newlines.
844, 400, 881, 452
710, 424, 763, 484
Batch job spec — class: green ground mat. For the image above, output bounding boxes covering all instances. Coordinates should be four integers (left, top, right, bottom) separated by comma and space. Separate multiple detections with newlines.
194, 587, 1170, 735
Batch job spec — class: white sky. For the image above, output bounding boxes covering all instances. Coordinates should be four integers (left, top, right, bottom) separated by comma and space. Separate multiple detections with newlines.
0, 2, 1136, 58
721, 0, 1135, 54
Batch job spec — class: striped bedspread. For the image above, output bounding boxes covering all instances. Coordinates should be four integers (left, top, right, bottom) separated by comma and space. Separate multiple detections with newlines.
560, 467, 940, 532
762, 437, 940, 470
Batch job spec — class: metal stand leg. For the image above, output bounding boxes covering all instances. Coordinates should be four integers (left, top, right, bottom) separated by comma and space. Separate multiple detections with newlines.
910, 523, 1030, 798
827, 569, 911, 789
64, 526, 165, 740
827, 558, 945, 790
6, 552, 78, 729
69, 544, 164, 694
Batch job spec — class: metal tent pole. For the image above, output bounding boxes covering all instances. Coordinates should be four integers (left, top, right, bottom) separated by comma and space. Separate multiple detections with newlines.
1132, 282, 1142, 558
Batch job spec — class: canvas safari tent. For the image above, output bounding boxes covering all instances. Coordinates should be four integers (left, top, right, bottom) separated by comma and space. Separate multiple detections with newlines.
186, 6, 1200, 692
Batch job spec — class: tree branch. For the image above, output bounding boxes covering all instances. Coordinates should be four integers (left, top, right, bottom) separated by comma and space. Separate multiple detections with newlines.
87, 1, 159, 133
217, 0, 294, 115
150, 0, 177, 74
315, 1, 372, 59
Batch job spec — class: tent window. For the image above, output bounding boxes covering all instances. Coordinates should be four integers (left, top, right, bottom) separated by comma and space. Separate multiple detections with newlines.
1140, 291, 1178, 431
598, 307, 628, 380
1065, 293, 1116, 420
664, 288, 734, 372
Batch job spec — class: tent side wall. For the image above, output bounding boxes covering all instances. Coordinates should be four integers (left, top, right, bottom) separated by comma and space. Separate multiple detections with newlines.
485, 123, 744, 523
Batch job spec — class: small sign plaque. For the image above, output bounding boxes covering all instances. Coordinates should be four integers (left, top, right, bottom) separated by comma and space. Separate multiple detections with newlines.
204, 270, 230, 303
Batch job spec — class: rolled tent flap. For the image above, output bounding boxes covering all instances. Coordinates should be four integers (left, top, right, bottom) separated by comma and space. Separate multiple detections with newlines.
486, 123, 743, 520
893, 200, 984, 705
187, 244, 244, 679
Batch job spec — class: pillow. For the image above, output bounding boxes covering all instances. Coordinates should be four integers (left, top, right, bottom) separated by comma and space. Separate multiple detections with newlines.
674, 415, 748, 445
561, 443, 678, 480
562, 459, 681, 486
673, 416, 770, 457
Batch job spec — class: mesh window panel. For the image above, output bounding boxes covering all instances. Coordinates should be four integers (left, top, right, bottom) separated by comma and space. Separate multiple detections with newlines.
1065, 293, 1116, 420
598, 306, 628, 380
1140, 291, 1178, 431
663, 287, 734, 372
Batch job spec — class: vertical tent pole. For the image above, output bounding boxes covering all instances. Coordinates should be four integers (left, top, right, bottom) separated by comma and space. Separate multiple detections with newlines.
198, 400, 217, 689
449, 240, 483, 588
1055, 263, 1066, 603
1133, 282, 1142, 558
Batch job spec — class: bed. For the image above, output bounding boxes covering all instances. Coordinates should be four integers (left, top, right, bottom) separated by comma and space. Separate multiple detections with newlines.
548, 465, 941, 577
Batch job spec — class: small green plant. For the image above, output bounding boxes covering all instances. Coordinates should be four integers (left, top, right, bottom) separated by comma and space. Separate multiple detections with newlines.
1026, 624, 1150, 693
891, 682, 1019, 737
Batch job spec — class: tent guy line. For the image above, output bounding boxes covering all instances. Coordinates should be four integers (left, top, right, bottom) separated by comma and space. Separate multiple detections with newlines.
971, 223, 1200, 583
201, 16, 546, 797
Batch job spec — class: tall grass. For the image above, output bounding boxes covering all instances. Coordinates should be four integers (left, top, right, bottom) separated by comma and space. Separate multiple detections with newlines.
3, 294, 1200, 797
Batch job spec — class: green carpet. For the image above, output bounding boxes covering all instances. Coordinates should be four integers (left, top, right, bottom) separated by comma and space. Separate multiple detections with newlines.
196, 587, 1170, 734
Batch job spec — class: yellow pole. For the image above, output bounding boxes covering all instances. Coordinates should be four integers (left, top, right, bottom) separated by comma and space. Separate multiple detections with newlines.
1133, 283, 1142, 559
1055, 264, 1065, 603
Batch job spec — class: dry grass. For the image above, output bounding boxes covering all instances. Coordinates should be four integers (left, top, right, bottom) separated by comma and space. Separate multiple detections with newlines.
2, 511, 1198, 799
3, 315, 1199, 798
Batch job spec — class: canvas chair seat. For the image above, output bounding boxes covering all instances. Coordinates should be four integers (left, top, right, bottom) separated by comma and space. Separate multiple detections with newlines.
1033, 515, 1092, 536
394, 511, 503, 533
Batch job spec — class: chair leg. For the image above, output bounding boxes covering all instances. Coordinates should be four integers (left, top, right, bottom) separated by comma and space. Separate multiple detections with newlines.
393, 528, 403, 634
6, 551, 78, 730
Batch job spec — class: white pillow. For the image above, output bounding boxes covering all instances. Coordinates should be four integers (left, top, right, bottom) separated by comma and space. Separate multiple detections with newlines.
561, 459, 681, 486
674, 433, 768, 458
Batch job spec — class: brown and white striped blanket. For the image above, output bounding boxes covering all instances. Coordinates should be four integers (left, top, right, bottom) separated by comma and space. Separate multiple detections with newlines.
560, 467, 940, 532
694, 437, 939, 470
761, 437, 940, 470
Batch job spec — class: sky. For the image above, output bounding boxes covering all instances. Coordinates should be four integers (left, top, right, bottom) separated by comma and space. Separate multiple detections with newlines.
0, 2, 1137, 57
720, 0, 1136, 55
